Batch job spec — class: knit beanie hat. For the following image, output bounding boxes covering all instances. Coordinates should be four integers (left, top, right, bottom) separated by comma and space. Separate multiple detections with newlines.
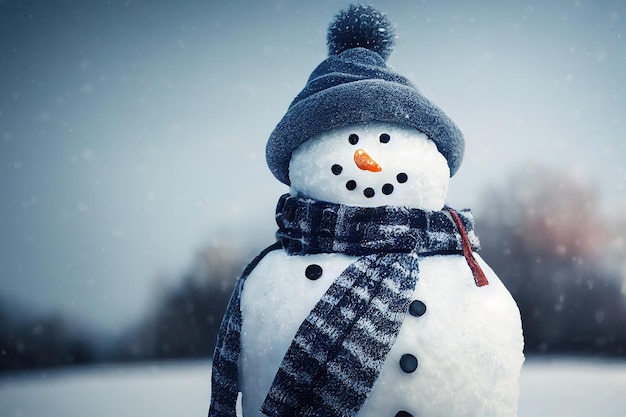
266, 4, 465, 185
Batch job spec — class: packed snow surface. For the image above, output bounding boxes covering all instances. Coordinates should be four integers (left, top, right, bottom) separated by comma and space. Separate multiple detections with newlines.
0, 357, 624, 417
289, 123, 450, 210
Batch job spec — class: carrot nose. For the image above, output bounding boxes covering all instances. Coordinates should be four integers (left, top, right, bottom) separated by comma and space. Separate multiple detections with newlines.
354, 149, 382, 172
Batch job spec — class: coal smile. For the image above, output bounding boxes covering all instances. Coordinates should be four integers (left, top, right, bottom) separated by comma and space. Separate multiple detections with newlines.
331, 163, 408, 198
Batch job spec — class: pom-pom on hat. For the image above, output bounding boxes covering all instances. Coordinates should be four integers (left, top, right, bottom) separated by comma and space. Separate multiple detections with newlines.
266, 4, 465, 185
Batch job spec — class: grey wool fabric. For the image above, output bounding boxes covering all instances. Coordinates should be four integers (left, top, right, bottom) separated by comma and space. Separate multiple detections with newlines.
265, 5, 465, 185
261, 250, 419, 417
208, 194, 481, 417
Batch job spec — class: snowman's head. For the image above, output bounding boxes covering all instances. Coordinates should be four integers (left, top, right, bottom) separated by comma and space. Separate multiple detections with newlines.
289, 123, 449, 210
266, 5, 464, 209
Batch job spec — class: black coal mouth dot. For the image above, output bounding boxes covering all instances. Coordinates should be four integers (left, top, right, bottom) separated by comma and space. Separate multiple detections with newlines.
342, 172, 407, 198
331, 164, 343, 175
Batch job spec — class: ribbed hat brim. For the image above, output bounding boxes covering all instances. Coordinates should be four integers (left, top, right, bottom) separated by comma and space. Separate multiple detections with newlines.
266, 78, 465, 185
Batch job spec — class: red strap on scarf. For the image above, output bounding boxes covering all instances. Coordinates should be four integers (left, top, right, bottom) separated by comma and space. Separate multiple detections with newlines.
448, 209, 489, 287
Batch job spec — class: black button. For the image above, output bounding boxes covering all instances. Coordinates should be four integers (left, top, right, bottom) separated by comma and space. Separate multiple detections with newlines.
305, 264, 323, 280
408, 300, 426, 317
400, 354, 418, 373
395, 412, 413, 417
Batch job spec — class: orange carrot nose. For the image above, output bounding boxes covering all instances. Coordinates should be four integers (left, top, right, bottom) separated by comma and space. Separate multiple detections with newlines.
354, 149, 382, 172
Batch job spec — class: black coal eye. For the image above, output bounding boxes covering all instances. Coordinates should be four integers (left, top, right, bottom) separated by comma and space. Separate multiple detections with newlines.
379, 133, 390, 143
348, 133, 359, 145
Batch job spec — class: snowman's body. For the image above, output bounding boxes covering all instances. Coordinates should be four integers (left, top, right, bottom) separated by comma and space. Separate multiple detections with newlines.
240, 251, 522, 417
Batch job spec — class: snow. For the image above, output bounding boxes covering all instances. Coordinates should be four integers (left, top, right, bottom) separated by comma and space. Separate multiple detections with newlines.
288, 123, 450, 210
240, 251, 523, 416
0, 358, 623, 417
0, 361, 212, 417
518, 358, 626, 417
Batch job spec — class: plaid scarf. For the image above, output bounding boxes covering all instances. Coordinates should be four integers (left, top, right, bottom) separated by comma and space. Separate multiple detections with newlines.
209, 194, 483, 417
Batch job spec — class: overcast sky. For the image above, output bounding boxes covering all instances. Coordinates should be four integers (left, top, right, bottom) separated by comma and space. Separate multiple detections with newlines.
1, 0, 624, 333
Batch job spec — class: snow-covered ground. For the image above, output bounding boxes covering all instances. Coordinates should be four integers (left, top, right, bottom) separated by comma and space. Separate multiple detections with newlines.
0, 357, 624, 416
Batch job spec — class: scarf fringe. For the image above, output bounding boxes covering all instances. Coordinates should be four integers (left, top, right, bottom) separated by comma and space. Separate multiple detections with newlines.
448, 208, 489, 287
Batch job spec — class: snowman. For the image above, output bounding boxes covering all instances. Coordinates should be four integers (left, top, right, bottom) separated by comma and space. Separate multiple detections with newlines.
209, 5, 524, 417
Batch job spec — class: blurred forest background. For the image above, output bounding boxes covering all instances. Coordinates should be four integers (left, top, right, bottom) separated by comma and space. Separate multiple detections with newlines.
1, 0, 625, 375
2, 164, 625, 372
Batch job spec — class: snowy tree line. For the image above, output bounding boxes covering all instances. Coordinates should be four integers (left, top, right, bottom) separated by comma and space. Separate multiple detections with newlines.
0, 245, 245, 371
477, 166, 626, 355
1, 166, 625, 372
0, 307, 97, 371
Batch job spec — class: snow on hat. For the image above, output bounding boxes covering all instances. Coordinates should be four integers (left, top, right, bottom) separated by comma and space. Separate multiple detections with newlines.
266, 4, 465, 185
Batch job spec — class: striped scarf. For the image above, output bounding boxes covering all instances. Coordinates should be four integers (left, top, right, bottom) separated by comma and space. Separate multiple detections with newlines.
209, 194, 483, 417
